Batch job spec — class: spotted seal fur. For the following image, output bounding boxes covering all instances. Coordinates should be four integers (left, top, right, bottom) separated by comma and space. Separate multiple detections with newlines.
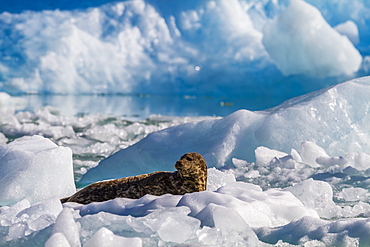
61, 152, 207, 204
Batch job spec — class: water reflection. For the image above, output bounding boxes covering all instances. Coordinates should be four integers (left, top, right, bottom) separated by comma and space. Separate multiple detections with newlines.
20, 93, 283, 119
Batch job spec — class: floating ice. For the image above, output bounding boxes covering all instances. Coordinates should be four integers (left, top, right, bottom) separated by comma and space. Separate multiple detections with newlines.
206, 168, 236, 191
338, 187, 369, 202
255, 146, 288, 166
0, 92, 27, 110
0, 197, 62, 244
50, 208, 80, 247
300, 141, 330, 168
256, 216, 368, 246
0, 135, 75, 205
45, 232, 71, 247
178, 186, 319, 228
263, 0, 362, 77
83, 227, 142, 247
0, 93, 370, 245
342, 152, 370, 171
0, 132, 7, 144
61, 181, 319, 245
286, 179, 340, 219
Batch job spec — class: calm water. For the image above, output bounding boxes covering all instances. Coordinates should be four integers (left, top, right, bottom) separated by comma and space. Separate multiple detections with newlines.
18, 77, 345, 118
20, 93, 285, 119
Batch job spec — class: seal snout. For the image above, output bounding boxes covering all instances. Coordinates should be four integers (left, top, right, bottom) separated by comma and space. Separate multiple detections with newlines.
175, 159, 184, 170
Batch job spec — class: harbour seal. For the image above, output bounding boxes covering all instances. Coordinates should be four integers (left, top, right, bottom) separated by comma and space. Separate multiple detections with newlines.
61, 152, 207, 204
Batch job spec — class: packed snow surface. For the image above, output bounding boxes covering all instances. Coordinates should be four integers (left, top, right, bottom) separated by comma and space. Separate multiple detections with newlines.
0, 77, 370, 245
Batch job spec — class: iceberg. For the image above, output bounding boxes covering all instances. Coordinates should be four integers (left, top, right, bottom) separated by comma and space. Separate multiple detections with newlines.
0, 0, 367, 97
81, 76, 370, 184
262, 0, 362, 77
0, 0, 266, 95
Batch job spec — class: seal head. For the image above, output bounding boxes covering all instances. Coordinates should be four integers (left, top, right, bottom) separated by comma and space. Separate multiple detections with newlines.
175, 152, 207, 192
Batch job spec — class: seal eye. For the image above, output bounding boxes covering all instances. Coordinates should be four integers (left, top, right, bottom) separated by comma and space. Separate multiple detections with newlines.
186, 157, 193, 161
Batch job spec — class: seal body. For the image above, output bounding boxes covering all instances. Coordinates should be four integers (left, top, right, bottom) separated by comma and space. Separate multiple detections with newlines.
62, 152, 207, 204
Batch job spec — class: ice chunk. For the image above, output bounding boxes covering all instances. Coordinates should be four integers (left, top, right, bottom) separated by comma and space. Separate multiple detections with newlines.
84, 124, 127, 143
341, 202, 370, 218
84, 227, 142, 247
196, 203, 246, 230
207, 168, 236, 191
316, 155, 348, 169
0, 109, 20, 130
45, 233, 71, 247
0, 132, 7, 145
50, 208, 80, 247
178, 186, 318, 228
256, 216, 328, 245
0, 92, 27, 110
285, 179, 340, 219
16, 197, 62, 222
300, 141, 329, 168
128, 207, 200, 244
0, 135, 75, 205
257, 216, 369, 246
1, 197, 63, 242
255, 146, 288, 166
262, 0, 362, 77
290, 149, 302, 162
155, 215, 196, 243
338, 187, 368, 202
0, 199, 30, 226
231, 157, 250, 168
195, 203, 259, 246
342, 152, 370, 171
7, 222, 28, 240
